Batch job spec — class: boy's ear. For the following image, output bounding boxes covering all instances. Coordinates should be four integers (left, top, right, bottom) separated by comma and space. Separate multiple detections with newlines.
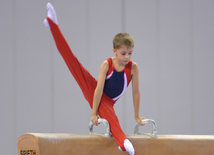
113, 48, 117, 56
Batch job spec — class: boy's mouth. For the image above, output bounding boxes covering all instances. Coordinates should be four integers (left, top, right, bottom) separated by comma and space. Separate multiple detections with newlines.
124, 61, 129, 64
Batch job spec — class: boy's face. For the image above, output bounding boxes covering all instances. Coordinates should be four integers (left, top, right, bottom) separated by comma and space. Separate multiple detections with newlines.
113, 46, 133, 65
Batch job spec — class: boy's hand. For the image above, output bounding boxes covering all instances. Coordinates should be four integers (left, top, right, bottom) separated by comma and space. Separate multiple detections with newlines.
136, 117, 146, 126
91, 115, 99, 126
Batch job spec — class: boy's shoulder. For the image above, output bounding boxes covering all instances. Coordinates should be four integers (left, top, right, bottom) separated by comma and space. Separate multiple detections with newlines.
102, 59, 109, 66
131, 61, 139, 73
102, 57, 113, 69
132, 61, 138, 67
100, 60, 109, 73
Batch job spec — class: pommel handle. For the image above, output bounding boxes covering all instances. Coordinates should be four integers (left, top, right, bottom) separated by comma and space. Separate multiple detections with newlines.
134, 119, 158, 138
89, 118, 112, 138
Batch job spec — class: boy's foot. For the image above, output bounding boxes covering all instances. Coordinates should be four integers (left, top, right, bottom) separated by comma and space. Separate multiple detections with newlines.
118, 146, 123, 152
124, 139, 135, 155
44, 2, 58, 27
118, 139, 135, 155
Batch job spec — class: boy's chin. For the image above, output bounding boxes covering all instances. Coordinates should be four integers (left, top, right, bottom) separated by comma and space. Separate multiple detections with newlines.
123, 61, 129, 65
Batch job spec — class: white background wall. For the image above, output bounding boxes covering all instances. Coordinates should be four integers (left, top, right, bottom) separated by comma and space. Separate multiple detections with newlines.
0, 0, 214, 154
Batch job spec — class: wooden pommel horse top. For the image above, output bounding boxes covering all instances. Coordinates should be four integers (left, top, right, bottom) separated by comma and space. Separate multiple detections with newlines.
17, 119, 214, 155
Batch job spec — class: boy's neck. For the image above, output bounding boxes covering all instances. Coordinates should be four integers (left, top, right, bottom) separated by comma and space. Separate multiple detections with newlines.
112, 57, 126, 72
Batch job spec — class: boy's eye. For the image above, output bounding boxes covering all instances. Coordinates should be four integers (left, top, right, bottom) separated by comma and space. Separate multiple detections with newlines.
129, 52, 132, 55
121, 53, 126, 55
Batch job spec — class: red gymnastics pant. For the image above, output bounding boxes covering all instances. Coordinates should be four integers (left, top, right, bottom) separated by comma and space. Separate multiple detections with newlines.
47, 17, 127, 151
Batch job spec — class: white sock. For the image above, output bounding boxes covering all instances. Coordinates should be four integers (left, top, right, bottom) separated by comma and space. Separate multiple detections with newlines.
124, 139, 135, 155
118, 146, 123, 152
44, 2, 58, 27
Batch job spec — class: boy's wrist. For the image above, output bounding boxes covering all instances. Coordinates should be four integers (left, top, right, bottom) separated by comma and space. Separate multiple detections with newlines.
91, 111, 97, 116
135, 115, 140, 120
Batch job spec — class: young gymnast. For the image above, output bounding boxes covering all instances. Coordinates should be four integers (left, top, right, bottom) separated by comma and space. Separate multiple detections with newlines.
44, 3, 145, 155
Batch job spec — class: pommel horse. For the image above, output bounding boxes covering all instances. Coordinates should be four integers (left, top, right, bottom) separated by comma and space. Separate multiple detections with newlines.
17, 119, 214, 155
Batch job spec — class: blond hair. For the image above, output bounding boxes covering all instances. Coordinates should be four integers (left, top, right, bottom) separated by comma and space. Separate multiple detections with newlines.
113, 33, 134, 49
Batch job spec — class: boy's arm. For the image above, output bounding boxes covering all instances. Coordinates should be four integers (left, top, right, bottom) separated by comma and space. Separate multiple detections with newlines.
91, 60, 109, 126
132, 62, 146, 125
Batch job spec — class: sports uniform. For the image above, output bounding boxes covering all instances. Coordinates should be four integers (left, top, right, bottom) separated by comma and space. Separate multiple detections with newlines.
104, 58, 132, 101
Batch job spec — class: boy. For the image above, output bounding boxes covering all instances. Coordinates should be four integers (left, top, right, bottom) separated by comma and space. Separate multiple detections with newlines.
44, 3, 145, 155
